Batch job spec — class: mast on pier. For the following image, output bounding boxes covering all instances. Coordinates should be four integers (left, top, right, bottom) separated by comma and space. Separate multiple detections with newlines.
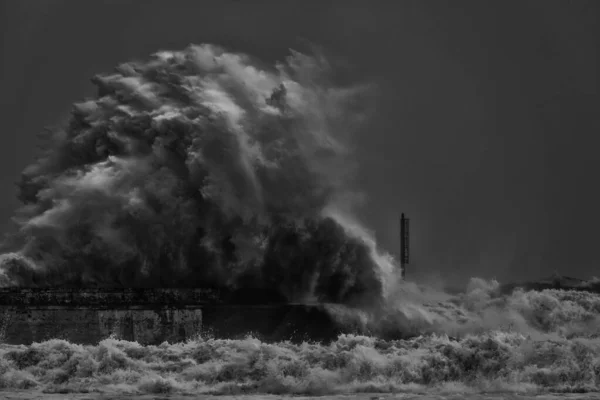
400, 213, 409, 279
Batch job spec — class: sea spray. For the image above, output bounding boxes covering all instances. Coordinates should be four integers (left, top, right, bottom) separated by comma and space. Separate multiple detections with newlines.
0, 44, 387, 308
1, 44, 600, 396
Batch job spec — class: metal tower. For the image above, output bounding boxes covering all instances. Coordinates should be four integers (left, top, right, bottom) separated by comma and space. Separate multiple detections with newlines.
400, 213, 409, 279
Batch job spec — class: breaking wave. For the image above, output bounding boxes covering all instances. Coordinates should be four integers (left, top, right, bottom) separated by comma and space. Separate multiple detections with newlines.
0, 44, 389, 306
1, 44, 599, 397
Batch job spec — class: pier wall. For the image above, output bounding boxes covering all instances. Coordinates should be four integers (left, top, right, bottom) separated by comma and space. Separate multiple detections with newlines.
0, 288, 346, 345
0, 304, 343, 345
0, 306, 203, 345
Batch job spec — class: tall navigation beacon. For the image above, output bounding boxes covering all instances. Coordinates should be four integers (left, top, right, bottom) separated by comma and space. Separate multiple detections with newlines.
400, 213, 409, 279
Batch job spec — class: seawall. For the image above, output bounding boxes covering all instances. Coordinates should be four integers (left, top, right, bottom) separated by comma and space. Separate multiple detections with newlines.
0, 306, 202, 345
0, 305, 344, 345
0, 289, 347, 345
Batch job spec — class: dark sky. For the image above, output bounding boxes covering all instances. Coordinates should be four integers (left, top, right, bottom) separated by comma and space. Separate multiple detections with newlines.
1, 0, 599, 285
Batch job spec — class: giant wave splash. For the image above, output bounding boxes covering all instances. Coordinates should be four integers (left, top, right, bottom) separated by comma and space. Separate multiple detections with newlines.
1, 45, 599, 396
0, 44, 390, 307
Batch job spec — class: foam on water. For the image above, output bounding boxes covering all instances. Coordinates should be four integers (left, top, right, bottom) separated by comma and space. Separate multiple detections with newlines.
1, 283, 599, 395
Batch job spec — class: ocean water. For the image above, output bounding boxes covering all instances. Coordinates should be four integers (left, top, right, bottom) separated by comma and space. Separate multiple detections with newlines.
1, 391, 599, 400
0, 282, 600, 397
0, 327, 599, 396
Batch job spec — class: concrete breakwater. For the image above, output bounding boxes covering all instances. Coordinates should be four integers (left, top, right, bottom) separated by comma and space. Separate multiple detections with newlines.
0, 306, 203, 345
0, 287, 223, 307
0, 289, 345, 345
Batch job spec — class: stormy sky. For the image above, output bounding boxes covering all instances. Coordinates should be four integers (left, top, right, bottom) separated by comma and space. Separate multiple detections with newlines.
1, 0, 599, 286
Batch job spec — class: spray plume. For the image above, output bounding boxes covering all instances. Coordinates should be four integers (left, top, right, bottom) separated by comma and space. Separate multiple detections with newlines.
3, 44, 600, 397
0, 44, 393, 306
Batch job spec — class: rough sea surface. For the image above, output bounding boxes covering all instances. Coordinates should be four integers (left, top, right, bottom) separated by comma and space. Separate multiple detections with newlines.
2, 394, 600, 400
1, 282, 600, 397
